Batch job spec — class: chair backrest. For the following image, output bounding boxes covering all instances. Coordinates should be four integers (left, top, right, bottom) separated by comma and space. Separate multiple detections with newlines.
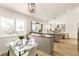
27, 47, 37, 56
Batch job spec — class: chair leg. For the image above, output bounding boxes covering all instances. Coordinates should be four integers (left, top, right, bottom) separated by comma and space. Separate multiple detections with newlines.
7, 50, 10, 56
36, 54, 38, 56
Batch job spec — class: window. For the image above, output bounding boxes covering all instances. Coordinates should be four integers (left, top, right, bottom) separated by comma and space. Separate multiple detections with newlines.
0, 16, 15, 34
31, 21, 42, 33
16, 19, 25, 34
0, 16, 26, 36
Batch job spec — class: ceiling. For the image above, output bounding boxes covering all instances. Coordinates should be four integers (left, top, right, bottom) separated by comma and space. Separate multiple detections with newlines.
0, 3, 79, 22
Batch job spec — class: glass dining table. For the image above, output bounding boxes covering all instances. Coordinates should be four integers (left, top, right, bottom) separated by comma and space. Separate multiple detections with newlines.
7, 38, 39, 56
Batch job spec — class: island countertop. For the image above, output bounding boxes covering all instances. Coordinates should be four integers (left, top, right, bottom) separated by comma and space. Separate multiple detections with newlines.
29, 33, 54, 38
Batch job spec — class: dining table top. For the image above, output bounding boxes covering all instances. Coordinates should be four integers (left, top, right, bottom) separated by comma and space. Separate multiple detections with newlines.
7, 38, 39, 52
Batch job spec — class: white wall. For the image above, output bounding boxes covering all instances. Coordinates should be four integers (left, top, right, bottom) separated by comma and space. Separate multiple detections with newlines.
0, 7, 43, 34
47, 6, 79, 39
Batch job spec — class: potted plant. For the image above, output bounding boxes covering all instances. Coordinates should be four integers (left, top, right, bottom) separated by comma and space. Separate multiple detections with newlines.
19, 35, 24, 40
18, 35, 25, 45
17, 35, 25, 46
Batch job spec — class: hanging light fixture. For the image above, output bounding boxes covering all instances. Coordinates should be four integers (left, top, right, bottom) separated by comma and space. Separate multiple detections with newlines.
53, 16, 56, 26
28, 3, 36, 13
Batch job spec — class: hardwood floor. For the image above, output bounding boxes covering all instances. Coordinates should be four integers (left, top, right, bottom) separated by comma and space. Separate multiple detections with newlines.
53, 39, 79, 56
37, 50, 50, 56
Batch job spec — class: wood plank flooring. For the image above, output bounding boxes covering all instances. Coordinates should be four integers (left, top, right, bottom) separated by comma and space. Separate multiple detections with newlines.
53, 39, 79, 56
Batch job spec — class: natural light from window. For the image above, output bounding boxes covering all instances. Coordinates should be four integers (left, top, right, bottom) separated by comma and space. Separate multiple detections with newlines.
0, 16, 26, 37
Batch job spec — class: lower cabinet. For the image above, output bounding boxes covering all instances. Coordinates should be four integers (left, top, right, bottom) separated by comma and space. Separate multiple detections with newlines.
29, 35, 54, 55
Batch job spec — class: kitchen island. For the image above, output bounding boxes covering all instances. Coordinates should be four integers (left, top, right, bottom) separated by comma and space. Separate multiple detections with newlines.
29, 33, 54, 55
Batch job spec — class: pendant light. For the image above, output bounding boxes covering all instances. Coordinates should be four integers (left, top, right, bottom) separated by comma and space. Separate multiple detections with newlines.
28, 3, 36, 13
